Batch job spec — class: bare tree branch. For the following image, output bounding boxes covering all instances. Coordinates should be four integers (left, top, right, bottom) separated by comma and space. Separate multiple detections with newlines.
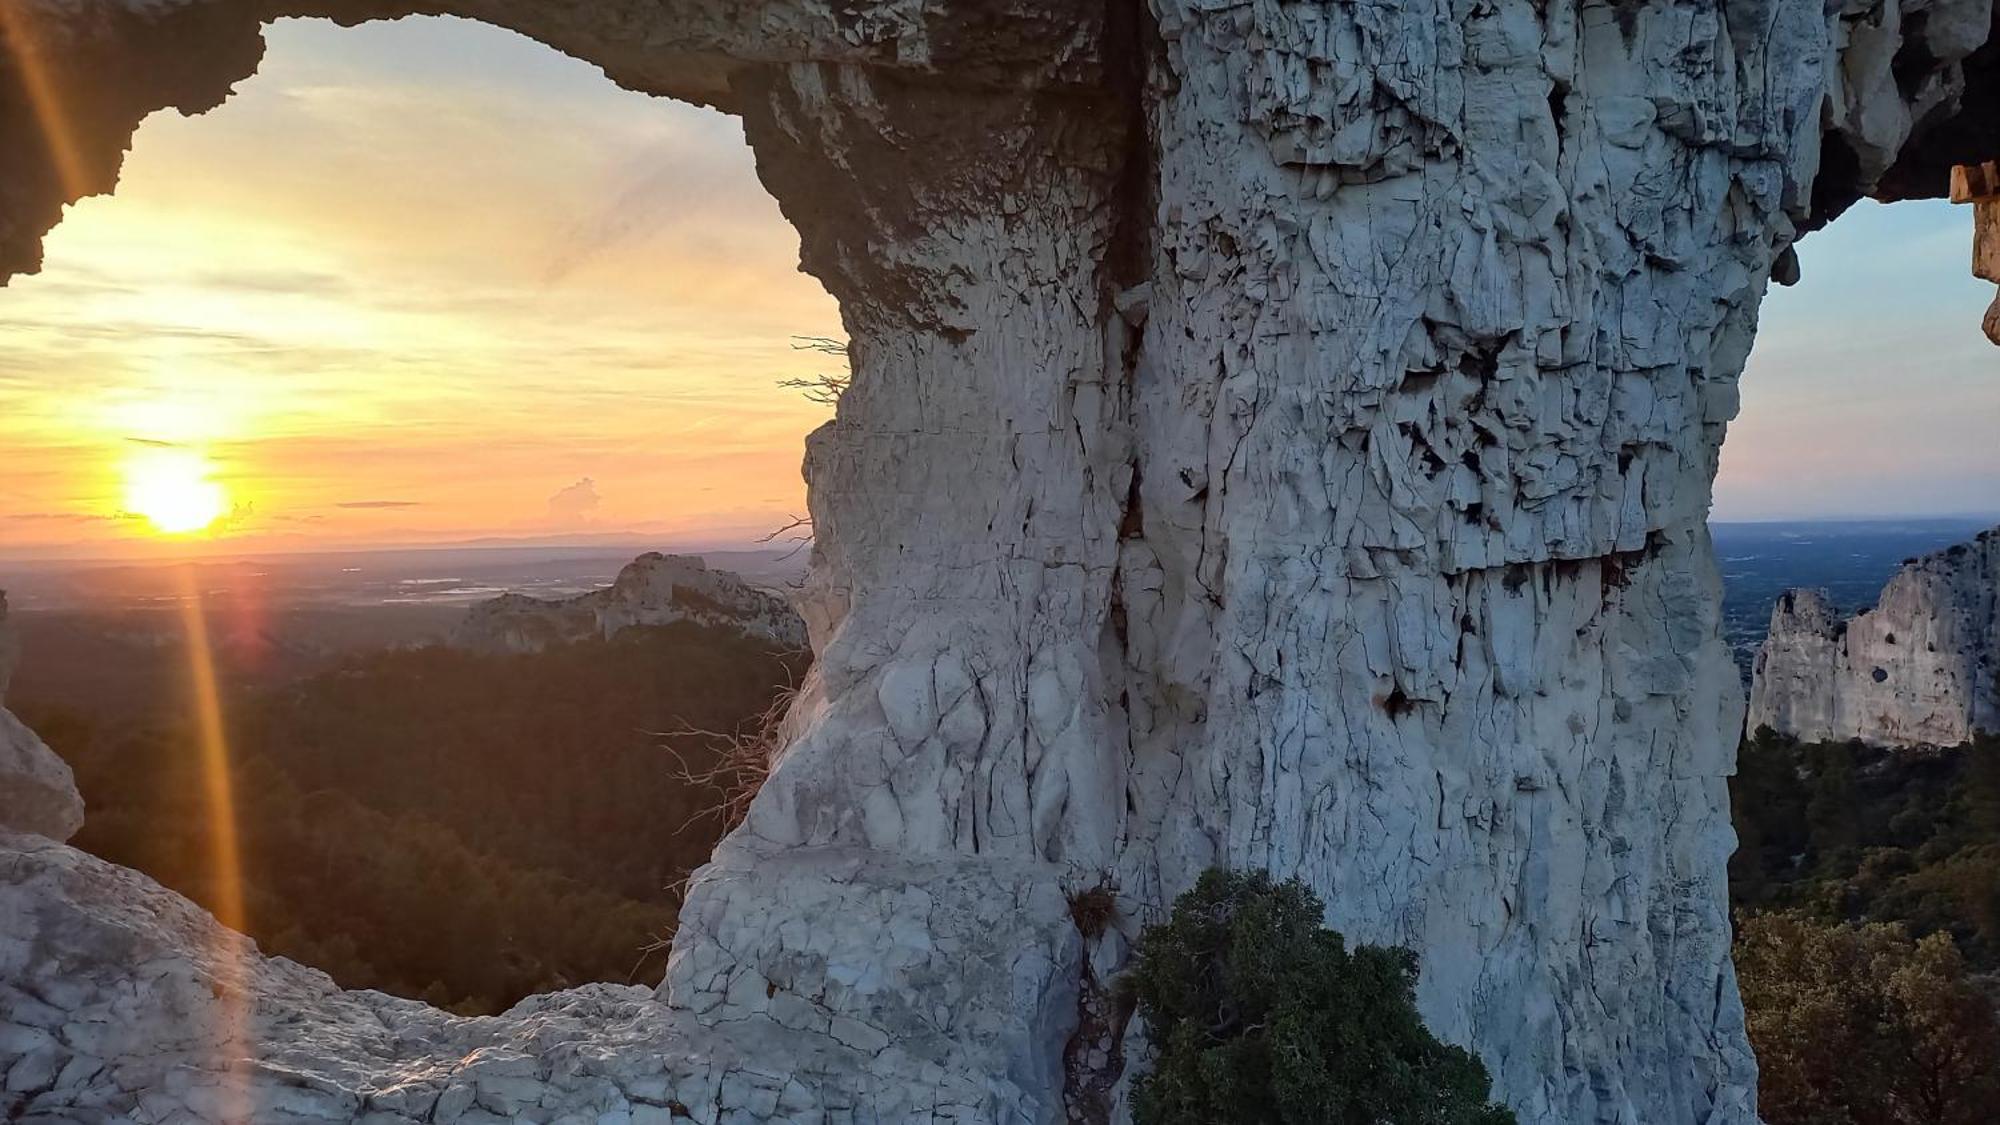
791, 335, 848, 356
777, 372, 850, 406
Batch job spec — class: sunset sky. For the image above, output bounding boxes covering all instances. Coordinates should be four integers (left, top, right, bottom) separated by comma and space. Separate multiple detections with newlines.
0, 16, 1994, 559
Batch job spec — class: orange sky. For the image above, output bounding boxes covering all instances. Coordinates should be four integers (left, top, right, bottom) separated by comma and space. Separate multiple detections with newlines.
0, 17, 1994, 560
0, 17, 842, 558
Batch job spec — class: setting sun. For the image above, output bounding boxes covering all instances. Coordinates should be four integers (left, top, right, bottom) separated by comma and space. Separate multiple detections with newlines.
122, 448, 229, 535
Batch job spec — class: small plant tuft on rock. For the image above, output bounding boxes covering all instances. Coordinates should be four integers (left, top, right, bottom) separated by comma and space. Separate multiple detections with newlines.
1068, 881, 1120, 940
1126, 869, 1515, 1125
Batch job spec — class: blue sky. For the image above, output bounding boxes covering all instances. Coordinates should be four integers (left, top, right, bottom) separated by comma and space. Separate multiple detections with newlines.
1722, 200, 1999, 521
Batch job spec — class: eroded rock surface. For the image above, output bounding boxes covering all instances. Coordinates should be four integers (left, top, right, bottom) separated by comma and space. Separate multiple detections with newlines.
451, 553, 807, 654
1750, 527, 2000, 747
2, 0, 1999, 1121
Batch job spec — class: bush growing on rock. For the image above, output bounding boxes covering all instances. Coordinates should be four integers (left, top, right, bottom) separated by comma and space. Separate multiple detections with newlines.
1126, 869, 1515, 1125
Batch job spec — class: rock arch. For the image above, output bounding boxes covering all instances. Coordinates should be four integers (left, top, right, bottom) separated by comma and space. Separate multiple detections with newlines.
2, 1, 1997, 1122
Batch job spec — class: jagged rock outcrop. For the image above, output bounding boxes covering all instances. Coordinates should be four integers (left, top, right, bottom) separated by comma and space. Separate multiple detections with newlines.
450, 553, 806, 654
0, 593, 82, 843
1750, 528, 2000, 747
4, 0, 2000, 1121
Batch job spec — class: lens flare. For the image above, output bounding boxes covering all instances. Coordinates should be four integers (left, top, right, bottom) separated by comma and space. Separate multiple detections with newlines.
123, 449, 229, 534
176, 566, 253, 1121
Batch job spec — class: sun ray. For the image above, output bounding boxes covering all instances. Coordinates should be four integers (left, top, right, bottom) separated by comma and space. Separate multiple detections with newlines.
176, 565, 255, 1122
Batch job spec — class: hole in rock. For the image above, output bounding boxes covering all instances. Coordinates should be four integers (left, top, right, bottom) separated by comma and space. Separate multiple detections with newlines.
0, 16, 841, 1015
1713, 199, 1999, 680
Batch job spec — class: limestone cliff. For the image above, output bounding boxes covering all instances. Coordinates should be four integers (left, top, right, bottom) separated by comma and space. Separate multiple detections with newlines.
3, 0, 1999, 1122
450, 553, 807, 654
1750, 528, 2000, 747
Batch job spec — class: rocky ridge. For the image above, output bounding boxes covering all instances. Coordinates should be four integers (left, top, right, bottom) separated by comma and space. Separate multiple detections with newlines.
1750, 527, 2000, 747
450, 554, 806, 654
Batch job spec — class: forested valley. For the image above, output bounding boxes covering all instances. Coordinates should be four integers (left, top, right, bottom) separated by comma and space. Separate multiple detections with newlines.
16, 621, 804, 1015
1731, 725, 2000, 1123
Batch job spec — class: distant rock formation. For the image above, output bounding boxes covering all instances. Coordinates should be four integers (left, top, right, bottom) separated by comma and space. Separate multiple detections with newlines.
1749, 528, 2000, 747
450, 553, 806, 654
0, 592, 83, 842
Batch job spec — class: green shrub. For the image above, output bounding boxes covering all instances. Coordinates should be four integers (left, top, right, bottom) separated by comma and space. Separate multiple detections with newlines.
1736, 910, 2000, 1124
1127, 869, 1515, 1125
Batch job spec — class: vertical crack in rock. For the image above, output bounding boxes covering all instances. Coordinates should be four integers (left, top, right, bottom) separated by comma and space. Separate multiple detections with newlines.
1059, 882, 1136, 1123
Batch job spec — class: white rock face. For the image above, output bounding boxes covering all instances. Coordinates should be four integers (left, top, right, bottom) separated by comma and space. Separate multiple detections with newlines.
1, 0, 1997, 1122
0, 593, 82, 843
1750, 528, 2000, 747
0, 711, 83, 844
451, 553, 807, 653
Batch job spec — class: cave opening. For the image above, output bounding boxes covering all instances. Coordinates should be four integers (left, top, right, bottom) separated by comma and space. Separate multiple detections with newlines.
0, 14, 838, 1015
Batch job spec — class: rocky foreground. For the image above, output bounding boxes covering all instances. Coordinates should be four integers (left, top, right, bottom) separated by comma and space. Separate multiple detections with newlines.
0, 832, 1086, 1124
1749, 527, 2000, 748
450, 554, 807, 655
0, 586, 1059, 1123
1, 829, 974, 1125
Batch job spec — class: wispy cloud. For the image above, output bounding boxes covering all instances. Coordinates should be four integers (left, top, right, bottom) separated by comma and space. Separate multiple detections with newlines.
192, 266, 355, 297
0, 16, 838, 554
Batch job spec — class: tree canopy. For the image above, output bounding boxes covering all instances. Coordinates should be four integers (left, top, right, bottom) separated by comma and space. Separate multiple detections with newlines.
1126, 869, 1515, 1125
1736, 910, 2000, 1125
22, 621, 803, 1014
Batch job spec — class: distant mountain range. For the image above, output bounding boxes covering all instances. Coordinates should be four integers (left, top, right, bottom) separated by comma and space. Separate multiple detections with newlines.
6, 520, 1991, 686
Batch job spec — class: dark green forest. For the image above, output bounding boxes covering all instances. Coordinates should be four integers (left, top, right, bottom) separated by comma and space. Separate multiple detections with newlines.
18, 622, 803, 1015
1731, 725, 2000, 1122
1733, 726, 2000, 968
